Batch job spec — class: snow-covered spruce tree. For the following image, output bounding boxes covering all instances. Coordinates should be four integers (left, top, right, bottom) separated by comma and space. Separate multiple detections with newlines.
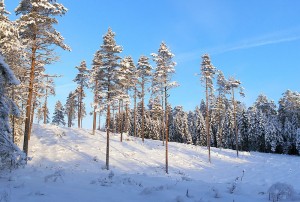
200, 54, 216, 163
226, 76, 245, 157
192, 106, 206, 146
73, 60, 89, 128
215, 71, 228, 148
239, 110, 250, 151
137, 55, 152, 142
93, 28, 122, 170
152, 42, 178, 174
52, 100, 65, 126
278, 90, 300, 154
40, 74, 56, 124
170, 106, 192, 144
0, 0, 23, 71
119, 56, 137, 140
253, 94, 280, 153
65, 91, 77, 127
16, 0, 70, 156
0, 55, 24, 170
0, 1, 26, 145
148, 97, 163, 140
91, 50, 105, 135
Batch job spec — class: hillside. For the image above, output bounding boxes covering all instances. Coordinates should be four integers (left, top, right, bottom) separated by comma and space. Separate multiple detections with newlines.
0, 124, 299, 202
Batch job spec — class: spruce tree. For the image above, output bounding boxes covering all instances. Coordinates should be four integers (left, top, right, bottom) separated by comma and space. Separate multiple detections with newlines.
65, 91, 77, 127
0, 55, 24, 170
52, 100, 65, 126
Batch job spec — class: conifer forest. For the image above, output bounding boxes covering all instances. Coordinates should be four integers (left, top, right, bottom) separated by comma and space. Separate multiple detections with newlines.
1, 1, 300, 201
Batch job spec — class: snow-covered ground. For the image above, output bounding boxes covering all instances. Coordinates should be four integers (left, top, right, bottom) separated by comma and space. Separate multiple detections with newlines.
1, 124, 299, 202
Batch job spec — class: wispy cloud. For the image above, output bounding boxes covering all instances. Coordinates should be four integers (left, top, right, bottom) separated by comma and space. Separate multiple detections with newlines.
176, 27, 300, 63
212, 35, 300, 55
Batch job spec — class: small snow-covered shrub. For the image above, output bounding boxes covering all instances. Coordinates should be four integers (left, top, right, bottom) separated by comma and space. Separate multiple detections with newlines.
0, 189, 10, 202
268, 182, 295, 201
44, 170, 65, 183
228, 177, 239, 194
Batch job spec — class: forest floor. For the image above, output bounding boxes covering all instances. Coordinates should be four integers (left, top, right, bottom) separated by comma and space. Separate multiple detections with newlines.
1, 124, 300, 202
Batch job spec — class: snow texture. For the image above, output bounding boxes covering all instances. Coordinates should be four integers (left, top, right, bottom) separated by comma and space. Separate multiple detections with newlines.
1, 124, 299, 202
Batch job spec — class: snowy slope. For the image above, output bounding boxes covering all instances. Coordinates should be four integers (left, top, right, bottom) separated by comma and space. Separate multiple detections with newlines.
1, 124, 300, 202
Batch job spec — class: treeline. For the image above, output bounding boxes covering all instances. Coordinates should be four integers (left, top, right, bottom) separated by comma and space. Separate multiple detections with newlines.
118, 91, 300, 155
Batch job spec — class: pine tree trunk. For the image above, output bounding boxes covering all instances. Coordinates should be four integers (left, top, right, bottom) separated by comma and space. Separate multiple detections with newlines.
92, 107, 97, 135
106, 94, 110, 170
141, 82, 145, 143
206, 78, 211, 163
164, 86, 169, 174
161, 90, 165, 146
125, 104, 129, 132
23, 42, 37, 157
29, 99, 36, 140
119, 100, 122, 142
93, 80, 100, 135
98, 110, 101, 130
12, 86, 15, 143
78, 86, 83, 128
134, 86, 137, 137
43, 78, 48, 124
67, 108, 70, 127
232, 88, 239, 157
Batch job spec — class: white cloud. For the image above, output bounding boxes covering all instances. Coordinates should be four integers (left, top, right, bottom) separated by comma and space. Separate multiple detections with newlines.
176, 27, 300, 62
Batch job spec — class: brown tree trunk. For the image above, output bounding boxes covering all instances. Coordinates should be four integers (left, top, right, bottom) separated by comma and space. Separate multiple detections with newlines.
141, 82, 145, 142
119, 100, 122, 141
23, 43, 37, 157
98, 110, 101, 130
232, 88, 239, 157
29, 99, 36, 140
133, 86, 137, 137
78, 86, 83, 128
164, 86, 169, 174
92, 107, 97, 135
106, 93, 110, 170
206, 78, 211, 163
161, 90, 165, 146
43, 78, 48, 124
120, 100, 124, 140
11, 86, 15, 143
125, 103, 129, 133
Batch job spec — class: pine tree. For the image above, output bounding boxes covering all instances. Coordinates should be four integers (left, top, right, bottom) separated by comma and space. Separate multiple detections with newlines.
200, 54, 216, 163
73, 60, 89, 128
137, 55, 152, 142
16, 0, 70, 156
152, 42, 178, 174
226, 76, 245, 156
93, 28, 122, 170
52, 100, 65, 126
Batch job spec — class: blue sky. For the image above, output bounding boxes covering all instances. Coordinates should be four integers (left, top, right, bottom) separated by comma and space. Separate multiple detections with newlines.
6, 0, 300, 128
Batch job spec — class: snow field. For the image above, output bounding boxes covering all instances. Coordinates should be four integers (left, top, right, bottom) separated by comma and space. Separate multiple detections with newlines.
1, 124, 299, 202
